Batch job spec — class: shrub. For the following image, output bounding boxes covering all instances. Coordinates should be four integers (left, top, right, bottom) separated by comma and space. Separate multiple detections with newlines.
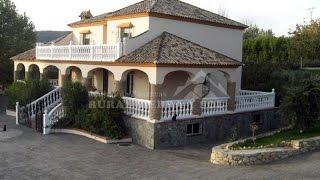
62, 82, 89, 123
5, 81, 30, 109
72, 95, 126, 139
5, 79, 53, 109
280, 78, 320, 132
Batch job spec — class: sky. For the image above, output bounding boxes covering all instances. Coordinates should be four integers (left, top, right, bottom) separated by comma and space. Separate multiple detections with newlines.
11, 0, 320, 36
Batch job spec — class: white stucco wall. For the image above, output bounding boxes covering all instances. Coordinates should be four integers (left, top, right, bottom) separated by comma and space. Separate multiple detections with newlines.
72, 25, 106, 45
126, 17, 243, 61
106, 17, 150, 45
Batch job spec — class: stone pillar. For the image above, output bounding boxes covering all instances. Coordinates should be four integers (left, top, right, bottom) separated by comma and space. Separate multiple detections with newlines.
192, 84, 203, 116
114, 80, 125, 96
150, 84, 162, 121
227, 81, 237, 111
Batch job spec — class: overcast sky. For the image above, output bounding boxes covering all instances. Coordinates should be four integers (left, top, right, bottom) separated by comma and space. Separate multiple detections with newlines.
11, 0, 320, 36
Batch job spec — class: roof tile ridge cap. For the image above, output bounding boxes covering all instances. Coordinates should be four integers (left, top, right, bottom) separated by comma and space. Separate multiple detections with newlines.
154, 32, 167, 64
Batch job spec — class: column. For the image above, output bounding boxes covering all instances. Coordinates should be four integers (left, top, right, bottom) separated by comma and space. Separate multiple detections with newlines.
14, 71, 18, 81
59, 74, 67, 86
149, 84, 162, 121
192, 84, 203, 116
227, 81, 237, 111
114, 80, 125, 96
25, 71, 29, 81
82, 77, 91, 90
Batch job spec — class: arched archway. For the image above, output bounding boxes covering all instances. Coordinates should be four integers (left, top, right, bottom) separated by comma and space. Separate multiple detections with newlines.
87, 68, 115, 94
28, 64, 40, 81
15, 63, 26, 80
65, 66, 82, 83
43, 65, 60, 86
161, 71, 195, 100
121, 69, 150, 99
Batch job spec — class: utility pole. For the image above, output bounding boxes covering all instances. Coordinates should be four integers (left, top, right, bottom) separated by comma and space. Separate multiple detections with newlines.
307, 7, 316, 21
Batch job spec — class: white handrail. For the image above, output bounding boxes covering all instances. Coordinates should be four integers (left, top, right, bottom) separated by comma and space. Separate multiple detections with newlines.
43, 103, 64, 135
24, 86, 62, 118
36, 43, 122, 62
236, 89, 275, 113
202, 97, 229, 116
123, 97, 151, 120
161, 99, 194, 121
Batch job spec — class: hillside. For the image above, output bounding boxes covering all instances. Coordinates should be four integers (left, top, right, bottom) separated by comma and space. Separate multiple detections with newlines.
36, 31, 71, 43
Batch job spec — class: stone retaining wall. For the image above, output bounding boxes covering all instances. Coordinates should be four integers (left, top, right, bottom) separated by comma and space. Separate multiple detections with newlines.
211, 135, 320, 166
124, 108, 288, 149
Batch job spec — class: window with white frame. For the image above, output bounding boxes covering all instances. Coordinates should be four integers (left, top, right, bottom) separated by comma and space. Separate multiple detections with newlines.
187, 123, 202, 136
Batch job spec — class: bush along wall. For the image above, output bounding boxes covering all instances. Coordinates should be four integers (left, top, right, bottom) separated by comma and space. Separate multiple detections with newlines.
5, 79, 53, 109
61, 82, 126, 139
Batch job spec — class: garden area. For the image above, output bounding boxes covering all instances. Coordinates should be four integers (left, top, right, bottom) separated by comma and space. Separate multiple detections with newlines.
235, 19, 320, 150
54, 82, 127, 140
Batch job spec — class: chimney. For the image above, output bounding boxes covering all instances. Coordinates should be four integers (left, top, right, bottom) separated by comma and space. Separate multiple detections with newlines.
79, 10, 93, 20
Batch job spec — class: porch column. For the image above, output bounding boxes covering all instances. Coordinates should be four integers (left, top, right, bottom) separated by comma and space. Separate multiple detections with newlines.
14, 71, 18, 81
150, 84, 162, 121
59, 74, 67, 86
82, 77, 91, 90
114, 80, 125, 96
227, 81, 237, 111
25, 71, 29, 81
192, 84, 203, 116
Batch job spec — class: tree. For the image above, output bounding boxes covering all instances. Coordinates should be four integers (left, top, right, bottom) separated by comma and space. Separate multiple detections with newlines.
0, 0, 36, 86
289, 19, 320, 63
243, 25, 274, 40
280, 78, 320, 132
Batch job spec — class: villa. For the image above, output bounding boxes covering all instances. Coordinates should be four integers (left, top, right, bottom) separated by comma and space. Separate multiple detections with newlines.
11, 0, 278, 149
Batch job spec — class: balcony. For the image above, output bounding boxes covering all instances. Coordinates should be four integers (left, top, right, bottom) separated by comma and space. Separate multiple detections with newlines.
121, 90, 275, 121
36, 42, 123, 62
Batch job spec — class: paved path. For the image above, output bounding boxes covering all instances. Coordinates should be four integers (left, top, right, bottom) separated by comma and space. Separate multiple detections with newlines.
0, 114, 320, 180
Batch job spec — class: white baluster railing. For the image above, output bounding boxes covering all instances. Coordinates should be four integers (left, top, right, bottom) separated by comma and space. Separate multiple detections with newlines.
24, 86, 62, 118
161, 99, 194, 121
202, 97, 229, 116
36, 43, 122, 62
48, 79, 59, 87
123, 97, 151, 120
236, 89, 275, 113
43, 103, 64, 135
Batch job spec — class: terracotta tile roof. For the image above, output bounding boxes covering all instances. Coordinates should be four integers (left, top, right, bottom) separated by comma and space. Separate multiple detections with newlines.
11, 33, 73, 61
116, 32, 242, 67
69, 0, 247, 29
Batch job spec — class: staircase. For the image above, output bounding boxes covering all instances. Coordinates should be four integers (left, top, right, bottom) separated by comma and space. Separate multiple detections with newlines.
16, 86, 63, 132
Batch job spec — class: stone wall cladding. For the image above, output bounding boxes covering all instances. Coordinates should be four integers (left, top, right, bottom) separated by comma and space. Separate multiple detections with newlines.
154, 108, 286, 149
123, 116, 155, 149
124, 108, 287, 149
211, 135, 320, 166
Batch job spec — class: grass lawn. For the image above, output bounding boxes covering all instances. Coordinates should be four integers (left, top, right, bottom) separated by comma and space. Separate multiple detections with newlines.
232, 122, 320, 149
